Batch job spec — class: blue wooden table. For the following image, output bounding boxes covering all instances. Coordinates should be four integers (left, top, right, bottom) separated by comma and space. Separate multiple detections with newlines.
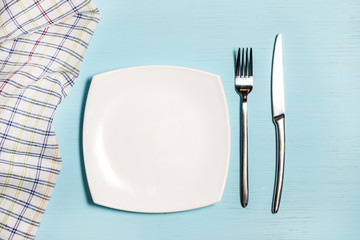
37, 0, 360, 239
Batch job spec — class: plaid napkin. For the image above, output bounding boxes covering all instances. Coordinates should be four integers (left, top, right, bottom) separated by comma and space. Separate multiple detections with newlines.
0, 0, 100, 239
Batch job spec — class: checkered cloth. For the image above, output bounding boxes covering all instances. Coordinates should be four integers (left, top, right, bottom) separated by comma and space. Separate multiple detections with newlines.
0, 0, 100, 239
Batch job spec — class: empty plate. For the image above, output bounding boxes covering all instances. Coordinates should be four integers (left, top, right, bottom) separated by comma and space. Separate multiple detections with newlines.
83, 65, 230, 213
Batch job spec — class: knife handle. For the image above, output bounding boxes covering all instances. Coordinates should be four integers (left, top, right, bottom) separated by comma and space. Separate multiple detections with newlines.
272, 115, 285, 213
240, 97, 249, 208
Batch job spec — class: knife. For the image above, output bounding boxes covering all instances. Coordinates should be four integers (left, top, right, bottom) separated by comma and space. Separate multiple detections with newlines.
271, 34, 285, 214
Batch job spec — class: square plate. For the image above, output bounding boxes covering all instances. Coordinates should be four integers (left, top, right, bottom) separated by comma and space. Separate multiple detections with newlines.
83, 66, 230, 213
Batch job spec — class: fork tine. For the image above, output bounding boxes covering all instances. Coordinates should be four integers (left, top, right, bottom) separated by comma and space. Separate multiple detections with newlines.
249, 48, 253, 77
244, 48, 248, 77
236, 48, 240, 77
240, 48, 244, 77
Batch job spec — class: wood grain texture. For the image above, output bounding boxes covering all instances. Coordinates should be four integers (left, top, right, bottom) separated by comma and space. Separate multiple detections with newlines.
37, 0, 360, 239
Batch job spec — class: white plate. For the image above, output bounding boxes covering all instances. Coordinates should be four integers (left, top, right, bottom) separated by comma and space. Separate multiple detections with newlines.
83, 66, 230, 213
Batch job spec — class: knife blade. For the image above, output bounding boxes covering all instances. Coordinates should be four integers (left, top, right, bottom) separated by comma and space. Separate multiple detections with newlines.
271, 34, 285, 214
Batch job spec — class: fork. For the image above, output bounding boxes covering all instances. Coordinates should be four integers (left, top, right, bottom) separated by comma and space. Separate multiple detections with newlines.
235, 48, 253, 208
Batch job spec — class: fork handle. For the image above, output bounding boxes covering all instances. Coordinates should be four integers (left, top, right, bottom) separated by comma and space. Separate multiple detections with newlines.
240, 97, 249, 208
272, 115, 285, 213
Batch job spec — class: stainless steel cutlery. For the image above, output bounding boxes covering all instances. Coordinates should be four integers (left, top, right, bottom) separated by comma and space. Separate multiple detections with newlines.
235, 48, 253, 208
235, 34, 285, 213
271, 34, 285, 213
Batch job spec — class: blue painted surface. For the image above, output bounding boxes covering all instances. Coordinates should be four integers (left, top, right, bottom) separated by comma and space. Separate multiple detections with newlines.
37, 0, 360, 239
